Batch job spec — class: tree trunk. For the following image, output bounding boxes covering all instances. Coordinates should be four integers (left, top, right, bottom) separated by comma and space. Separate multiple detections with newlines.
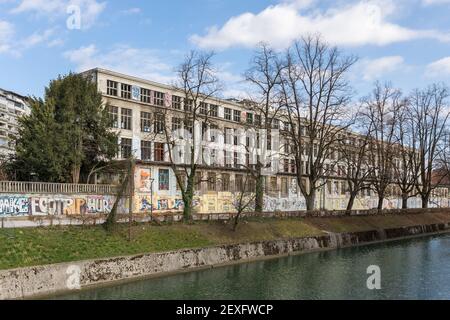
233, 211, 241, 232
254, 168, 264, 213
346, 192, 357, 213
104, 173, 129, 231
72, 164, 81, 184
377, 196, 384, 210
421, 194, 429, 209
305, 189, 316, 212
182, 174, 195, 222
401, 193, 408, 209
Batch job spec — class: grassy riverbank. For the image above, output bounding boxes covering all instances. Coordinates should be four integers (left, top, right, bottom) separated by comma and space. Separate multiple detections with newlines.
1, 212, 449, 270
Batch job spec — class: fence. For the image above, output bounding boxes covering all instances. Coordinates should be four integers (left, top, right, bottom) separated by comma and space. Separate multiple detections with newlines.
0, 181, 119, 195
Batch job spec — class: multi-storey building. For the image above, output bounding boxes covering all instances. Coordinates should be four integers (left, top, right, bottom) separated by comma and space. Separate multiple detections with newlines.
82, 68, 449, 214
0, 88, 30, 156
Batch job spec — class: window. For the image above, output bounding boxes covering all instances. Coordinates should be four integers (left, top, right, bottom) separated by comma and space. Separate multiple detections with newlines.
154, 142, 165, 162
235, 174, 243, 192
270, 177, 278, 193
290, 160, 296, 173
210, 124, 218, 142
121, 84, 131, 99
224, 128, 232, 144
140, 112, 151, 132
184, 99, 193, 112
210, 104, 218, 117
195, 172, 203, 191
184, 120, 193, 135
224, 150, 232, 167
233, 110, 241, 122
107, 80, 118, 96
300, 125, 306, 136
246, 113, 253, 124
158, 169, 169, 190
154, 91, 164, 106
154, 113, 165, 134
201, 122, 208, 141
207, 172, 216, 191
221, 174, 230, 191
284, 159, 289, 173
284, 141, 290, 154
172, 96, 182, 109
121, 108, 132, 130
200, 102, 208, 115
141, 88, 152, 103
234, 152, 239, 168
120, 138, 132, 159
141, 141, 152, 161
172, 117, 182, 131
233, 130, 238, 146
107, 106, 119, 128
247, 177, 256, 192
255, 114, 261, 126
224, 108, 232, 120
272, 119, 280, 129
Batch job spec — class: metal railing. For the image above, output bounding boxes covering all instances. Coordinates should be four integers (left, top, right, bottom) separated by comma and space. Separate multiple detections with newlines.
0, 181, 119, 195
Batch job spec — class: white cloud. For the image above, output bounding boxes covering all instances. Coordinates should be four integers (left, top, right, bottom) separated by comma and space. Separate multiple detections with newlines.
11, 0, 106, 29
359, 56, 406, 81
0, 21, 61, 56
191, 0, 450, 50
64, 44, 176, 84
422, 0, 450, 5
425, 57, 450, 77
120, 7, 141, 15
0, 20, 14, 54
21, 29, 55, 50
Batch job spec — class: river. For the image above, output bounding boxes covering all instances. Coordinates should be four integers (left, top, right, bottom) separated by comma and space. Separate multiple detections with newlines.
53, 234, 450, 300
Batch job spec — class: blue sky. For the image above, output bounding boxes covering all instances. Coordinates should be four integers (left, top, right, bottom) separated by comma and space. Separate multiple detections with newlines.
1, 0, 450, 99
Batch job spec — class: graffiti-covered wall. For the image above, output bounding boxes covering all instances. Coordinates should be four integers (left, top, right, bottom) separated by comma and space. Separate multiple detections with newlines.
0, 194, 128, 217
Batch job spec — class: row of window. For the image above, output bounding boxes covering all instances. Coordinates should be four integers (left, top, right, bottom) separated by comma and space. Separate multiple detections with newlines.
153, 168, 395, 197
119, 138, 166, 162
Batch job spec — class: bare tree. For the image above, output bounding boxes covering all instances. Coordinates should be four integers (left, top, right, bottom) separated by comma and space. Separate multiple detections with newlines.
243, 43, 283, 213
409, 84, 450, 208
392, 100, 420, 209
164, 51, 222, 221
338, 118, 374, 212
279, 35, 357, 211
361, 82, 402, 210
231, 173, 256, 231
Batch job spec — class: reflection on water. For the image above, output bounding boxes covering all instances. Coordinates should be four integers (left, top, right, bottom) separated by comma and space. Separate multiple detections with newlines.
53, 234, 450, 300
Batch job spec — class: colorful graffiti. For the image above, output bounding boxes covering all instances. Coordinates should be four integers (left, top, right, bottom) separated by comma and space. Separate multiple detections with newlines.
157, 199, 169, 210
264, 195, 307, 212
0, 196, 29, 216
136, 169, 152, 192
0, 194, 124, 217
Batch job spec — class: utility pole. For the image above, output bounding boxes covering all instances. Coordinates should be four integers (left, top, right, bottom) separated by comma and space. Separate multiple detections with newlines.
128, 157, 135, 242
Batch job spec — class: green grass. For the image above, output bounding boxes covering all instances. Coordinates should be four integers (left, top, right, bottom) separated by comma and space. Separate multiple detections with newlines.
0, 212, 449, 270
0, 225, 213, 270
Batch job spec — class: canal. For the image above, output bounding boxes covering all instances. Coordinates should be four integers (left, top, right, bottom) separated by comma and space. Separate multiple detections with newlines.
53, 234, 450, 300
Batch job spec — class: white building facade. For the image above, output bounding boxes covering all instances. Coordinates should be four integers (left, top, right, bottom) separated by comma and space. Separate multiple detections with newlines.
0, 88, 30, 157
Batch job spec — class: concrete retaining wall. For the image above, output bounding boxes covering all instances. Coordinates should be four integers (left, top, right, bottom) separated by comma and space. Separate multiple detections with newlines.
0, 222, 448, 300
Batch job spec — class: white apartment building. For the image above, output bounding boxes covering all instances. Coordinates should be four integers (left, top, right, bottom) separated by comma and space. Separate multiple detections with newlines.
0, 88, 30, 157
